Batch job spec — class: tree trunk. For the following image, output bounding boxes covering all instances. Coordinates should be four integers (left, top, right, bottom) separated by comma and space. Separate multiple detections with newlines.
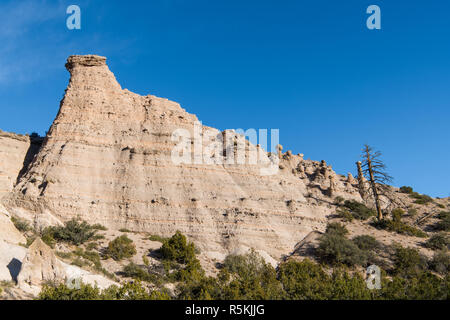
367, 157, 383, 220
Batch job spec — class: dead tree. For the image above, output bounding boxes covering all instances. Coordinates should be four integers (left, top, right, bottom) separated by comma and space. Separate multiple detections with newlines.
360, 145, 393, 221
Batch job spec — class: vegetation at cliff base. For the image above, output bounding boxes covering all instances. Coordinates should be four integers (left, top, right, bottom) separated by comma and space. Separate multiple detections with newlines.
38, 230, 449, 300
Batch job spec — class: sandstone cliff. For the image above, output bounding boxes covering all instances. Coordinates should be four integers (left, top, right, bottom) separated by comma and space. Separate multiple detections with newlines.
2, 55, 364, 261
0, 131, 42, 199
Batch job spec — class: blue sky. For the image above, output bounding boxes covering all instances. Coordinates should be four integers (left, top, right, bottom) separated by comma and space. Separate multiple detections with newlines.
0, 0, 449, 197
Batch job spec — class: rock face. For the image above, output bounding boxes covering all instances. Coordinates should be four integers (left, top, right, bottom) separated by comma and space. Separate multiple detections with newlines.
17, 238, 116, 294
0, 204, 26, 245
0, 205, 27, 282
0, 240, 27, 282
2, 55, 363, 260
0, 131, 42, 199
17, 238, 66, 287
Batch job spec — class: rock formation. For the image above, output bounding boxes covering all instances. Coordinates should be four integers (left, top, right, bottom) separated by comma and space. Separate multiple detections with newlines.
356, 161, 369, 202
0, 131, 42, 199
1, 55, 364, 261
17, 238, 116, 295
17, 238, 66, 288
347, 173, 356, 185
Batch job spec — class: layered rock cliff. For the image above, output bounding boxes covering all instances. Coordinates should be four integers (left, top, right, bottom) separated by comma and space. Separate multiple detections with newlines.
2, 55, 363, 261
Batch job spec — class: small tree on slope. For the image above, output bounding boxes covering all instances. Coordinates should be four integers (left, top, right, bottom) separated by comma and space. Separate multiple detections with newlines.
360, 144, 393, 221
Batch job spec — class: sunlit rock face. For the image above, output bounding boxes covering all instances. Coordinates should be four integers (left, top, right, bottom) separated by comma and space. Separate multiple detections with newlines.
2, 55, 362, 260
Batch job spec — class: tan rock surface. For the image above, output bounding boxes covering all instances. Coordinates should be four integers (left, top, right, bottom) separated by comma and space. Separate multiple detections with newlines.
0, 240, 27, 282
0, 204, 26, 245
17, 238, 116, 295
17, 238, 66, 287
2, 55, 364, 261
0, 131, 32, 199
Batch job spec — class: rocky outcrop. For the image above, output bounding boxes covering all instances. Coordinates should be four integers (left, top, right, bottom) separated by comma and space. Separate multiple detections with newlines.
16, 238, 116, 296
17, 238, 66, 288
0, 131, 42, 199
2, 55, 364, 261
0, 240, 27, 282
0, 204, 26, 245
0, 205, 27, 283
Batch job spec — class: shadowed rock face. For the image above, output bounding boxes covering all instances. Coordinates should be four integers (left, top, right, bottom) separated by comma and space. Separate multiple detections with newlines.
0, 131, 43, 199
2, 55, 362, 260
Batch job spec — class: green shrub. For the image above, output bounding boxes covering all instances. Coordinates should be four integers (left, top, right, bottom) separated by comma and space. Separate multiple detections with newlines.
278, 259, 332, 299
119, 228, 131, 233
106, 235, 137, 261
424, 233, 449, 250
429, 250, 450, 275
28, 227, 58, 248
11, 216, 30, 232
317, 232, 368, 267
160, 231, 196, 264
38, 282, 102, 300
73, 248, 102, 269
342, 200, 376, 220
408, 208, 418, 217
56, 251, 73, 260
391, 208, 404, 223
371, 219, 428, 238
71, 256, 89, 268
437, 211, 450, 219
220, 250, 283, 300
392, 245, 428, 278
436, 211, 450, 231
325, 222, 348, 237
122, 262, 157, 283
410, 192, 434, 205
380, 272, 449, 300
352, 235, 380, 251
177, 249, 283, 300
58, 248, 114, 279
102, 281, 171, 300
279, 260, 373, 300
143, 255, 150, 266
336, 208, 353, 222
91, 224, 108, 231
399, 186, 413, 194
47, 219, 103, 245
38, 281, 170, 300
334, 196, 345, 205
158, 231, 205, 283
86, 242, 98, 251
177, 275, 225, 300
148, 235, 168, 243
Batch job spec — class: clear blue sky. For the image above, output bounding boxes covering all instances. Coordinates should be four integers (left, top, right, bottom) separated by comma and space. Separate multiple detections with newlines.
0, 0, 449, 197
